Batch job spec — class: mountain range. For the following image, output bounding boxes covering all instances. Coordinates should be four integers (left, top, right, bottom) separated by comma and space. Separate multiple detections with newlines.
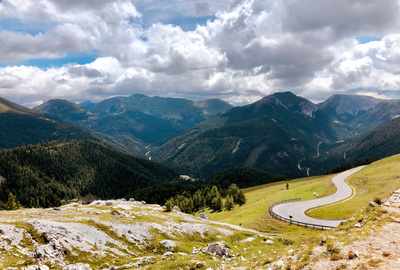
3, 91, 400, 180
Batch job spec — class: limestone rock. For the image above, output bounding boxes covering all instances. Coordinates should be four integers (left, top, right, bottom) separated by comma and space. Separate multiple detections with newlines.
241, 235, 258, 243
160, 240, 176, 250
64, 263, 92, 270
27, 266, 50, 270
199, 212, 208, 220
30, 239, 64, 264
204, 242, 230, 257
173, 206, 182, 213
368, 201, 378, 207
161, 251, 174, 260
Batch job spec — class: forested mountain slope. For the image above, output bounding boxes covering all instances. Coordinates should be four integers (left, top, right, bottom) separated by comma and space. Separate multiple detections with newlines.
0, 140, 178, 208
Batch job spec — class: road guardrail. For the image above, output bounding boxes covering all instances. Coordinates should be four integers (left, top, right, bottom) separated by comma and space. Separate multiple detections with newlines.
269, 198, 336, 230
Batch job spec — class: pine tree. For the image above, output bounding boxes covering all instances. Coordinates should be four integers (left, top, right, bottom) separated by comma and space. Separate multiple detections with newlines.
225, 196, 234, 211
236, 190, 246, 206
5, 192, 21, 210
165, 197, 174, 212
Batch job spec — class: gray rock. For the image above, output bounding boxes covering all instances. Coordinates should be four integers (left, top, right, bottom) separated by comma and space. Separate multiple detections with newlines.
30, 239, 64, 264
265, 240, 274, 244
173, 206, 182, 213
105, 201, 113, 206
141, 201, 146, 205
129, 198, 135, 202
53, 207, 61, 211
27, 266, 50, 270
160, 240, 176, 250
369, 201, 378, 207
241, 235, 258, 243
64, 263, 92, 270
204, 242, 230, 257
162, 205, 167, 210
161, 251, 174, 260
199, 212, 208, 220
353, 223, 362, 228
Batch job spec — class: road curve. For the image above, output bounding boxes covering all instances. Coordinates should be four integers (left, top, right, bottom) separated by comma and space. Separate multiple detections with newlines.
272, 166, 365, 228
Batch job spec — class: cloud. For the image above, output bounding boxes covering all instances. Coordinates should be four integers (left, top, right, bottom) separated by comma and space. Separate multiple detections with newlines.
1, 0, 400, 106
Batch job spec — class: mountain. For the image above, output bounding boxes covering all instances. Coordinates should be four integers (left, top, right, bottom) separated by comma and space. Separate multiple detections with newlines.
0, 97, 133, 151
33, 99, 90, 121
154, 92, 347, 178
322, 116, 400, 170
79, 100, 97, 111
318, 94, 383, 124
34, 94, 233, 147
350, 99, 400, 133
0, 140, 178, 208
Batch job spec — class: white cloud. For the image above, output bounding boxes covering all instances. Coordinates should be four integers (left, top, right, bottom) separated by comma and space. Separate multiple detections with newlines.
356, 91, 392, 100
1, 0, 400, 106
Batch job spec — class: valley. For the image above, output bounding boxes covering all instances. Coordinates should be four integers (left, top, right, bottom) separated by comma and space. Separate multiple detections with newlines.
1, 92, 400, 268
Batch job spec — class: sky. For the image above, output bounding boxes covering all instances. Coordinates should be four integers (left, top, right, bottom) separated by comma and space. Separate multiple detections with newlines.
1, 0, 400, 107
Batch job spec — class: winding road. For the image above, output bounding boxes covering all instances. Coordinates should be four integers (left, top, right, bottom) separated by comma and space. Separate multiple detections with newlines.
272, 166, 365, 228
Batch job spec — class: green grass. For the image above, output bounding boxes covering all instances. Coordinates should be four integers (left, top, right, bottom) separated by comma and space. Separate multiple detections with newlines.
207, 174, 337, 230
309, 154, 400, 219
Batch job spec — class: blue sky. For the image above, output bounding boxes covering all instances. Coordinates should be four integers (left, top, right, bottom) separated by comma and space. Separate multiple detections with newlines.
0, 0, 400, 107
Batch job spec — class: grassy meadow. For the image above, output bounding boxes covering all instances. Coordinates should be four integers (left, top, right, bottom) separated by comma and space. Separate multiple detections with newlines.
207, 153, 400, 240
310, 154, 400, 219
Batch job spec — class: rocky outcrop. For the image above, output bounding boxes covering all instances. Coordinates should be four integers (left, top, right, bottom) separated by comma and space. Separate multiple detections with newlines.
26, 265, 50, 270
30, 239, 64, 264
199, 212, 208, 220
160, 240, 176, 250
64, 263, 92, 270
203, 242, 230, 257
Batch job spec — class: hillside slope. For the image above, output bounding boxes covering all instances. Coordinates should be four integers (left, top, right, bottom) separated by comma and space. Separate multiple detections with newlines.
34, 94, 233, 147
0, 97, 135, 152
155, 92, 349, 178
0, 140, 177, 208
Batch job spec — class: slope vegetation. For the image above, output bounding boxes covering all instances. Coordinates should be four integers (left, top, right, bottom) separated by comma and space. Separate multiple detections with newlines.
0, 140, 177, 208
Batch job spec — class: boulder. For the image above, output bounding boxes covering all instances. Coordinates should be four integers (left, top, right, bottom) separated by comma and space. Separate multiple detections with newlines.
105, 201, 113, 206
199, 212, 208, 220
129, 198, 135, 202
368, 201, 378, 207
64, 263, 92, 270
30, 239, 64, 264
141, 201, 146, 205
173, 206, 182, 213
160, 240, 176, 250
161, 251, 174, 260
204, 242, 230, 257
53, 207, 61, 211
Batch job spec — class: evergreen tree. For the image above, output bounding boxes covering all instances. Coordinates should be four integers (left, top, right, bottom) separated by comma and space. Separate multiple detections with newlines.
5, 192, 21, 210
165, 197, 174, 212
225, 196, 234, 211
236, 189, 246, 206
211, 195, 223, 212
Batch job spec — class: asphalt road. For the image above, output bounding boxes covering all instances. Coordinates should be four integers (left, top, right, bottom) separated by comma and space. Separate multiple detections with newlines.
272, 166, 365, 228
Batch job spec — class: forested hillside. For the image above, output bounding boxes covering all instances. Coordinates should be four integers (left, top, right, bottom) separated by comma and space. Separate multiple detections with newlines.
0, 140, 178, 208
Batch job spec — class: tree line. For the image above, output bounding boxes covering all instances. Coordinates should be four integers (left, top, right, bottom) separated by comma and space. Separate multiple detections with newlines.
165, 184, 246, 213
